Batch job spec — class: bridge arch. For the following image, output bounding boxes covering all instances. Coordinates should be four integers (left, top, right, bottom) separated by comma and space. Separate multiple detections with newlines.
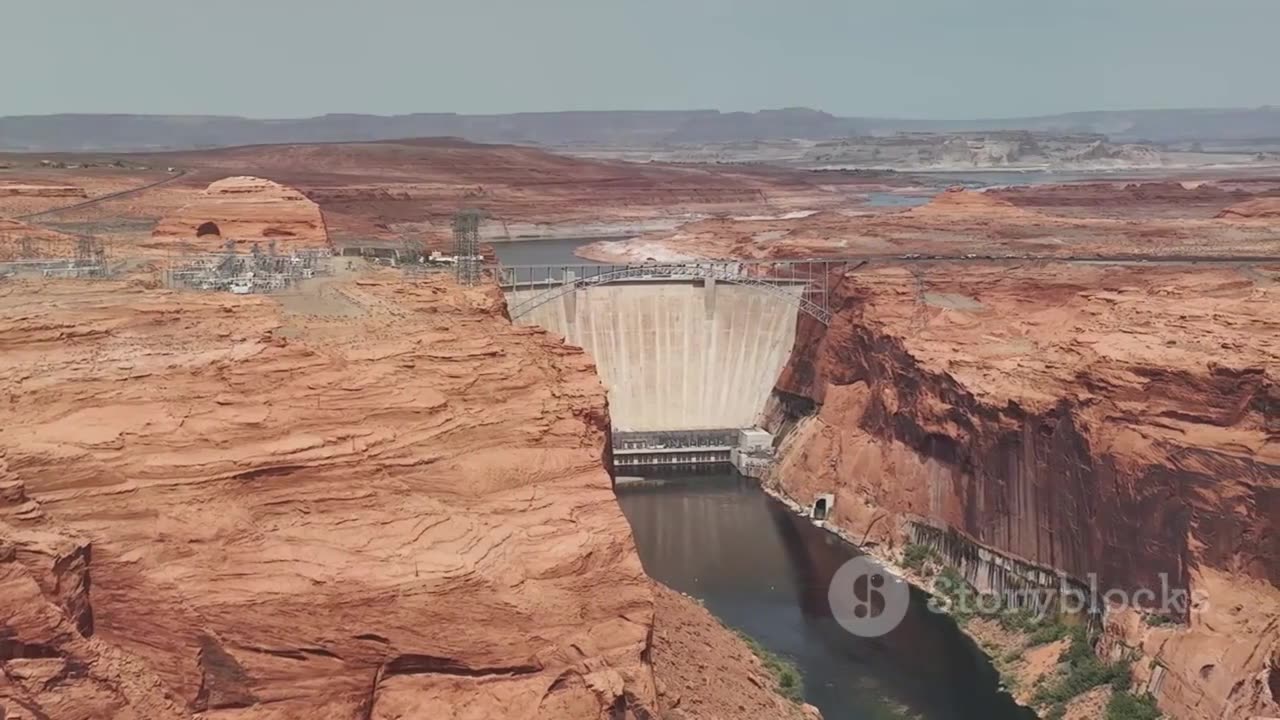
502, 262, 832, 324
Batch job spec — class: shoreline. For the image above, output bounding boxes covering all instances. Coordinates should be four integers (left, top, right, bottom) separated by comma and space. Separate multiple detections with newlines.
755, 478, 1039, 712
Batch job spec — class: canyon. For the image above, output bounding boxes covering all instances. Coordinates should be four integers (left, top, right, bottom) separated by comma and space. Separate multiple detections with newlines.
564, 173, 1280, 718
0, 273, 811, 719
761, 262, 1279, 720
3, 133, 1278, 719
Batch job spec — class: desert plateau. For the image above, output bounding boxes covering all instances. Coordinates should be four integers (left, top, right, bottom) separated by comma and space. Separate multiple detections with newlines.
2, 124, 1275, 719
3, 9, 1280, 717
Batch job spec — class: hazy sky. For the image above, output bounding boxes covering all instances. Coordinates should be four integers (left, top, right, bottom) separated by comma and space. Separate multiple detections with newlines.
4, 0, 1277, 119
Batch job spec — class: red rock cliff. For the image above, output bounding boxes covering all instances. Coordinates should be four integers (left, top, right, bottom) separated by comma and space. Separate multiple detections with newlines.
0, 276, 812, 720
765, 263, 1279, 720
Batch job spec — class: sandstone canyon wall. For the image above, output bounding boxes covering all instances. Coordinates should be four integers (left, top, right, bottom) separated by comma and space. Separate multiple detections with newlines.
763, 263, 1279, 720
0, 275, 807, 720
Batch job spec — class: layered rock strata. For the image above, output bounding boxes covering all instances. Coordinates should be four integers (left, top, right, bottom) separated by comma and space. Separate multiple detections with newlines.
0, 183, 86, 199
1217, 196, 1280, 221
763, 263, 1279, 720
0, 275, 808, 719
151, 176, 329, 250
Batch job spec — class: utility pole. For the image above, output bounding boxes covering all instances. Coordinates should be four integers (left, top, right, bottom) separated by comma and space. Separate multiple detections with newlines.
452, 209, 484, 286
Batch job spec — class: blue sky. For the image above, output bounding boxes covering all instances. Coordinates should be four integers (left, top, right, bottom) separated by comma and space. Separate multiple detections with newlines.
4, 0, 1277, 118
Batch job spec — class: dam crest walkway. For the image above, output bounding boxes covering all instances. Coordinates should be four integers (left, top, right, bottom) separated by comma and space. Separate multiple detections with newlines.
496, 260, 842, 325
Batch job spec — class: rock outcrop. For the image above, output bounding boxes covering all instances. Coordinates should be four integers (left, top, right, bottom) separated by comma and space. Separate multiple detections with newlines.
649, 584, 819, 720
0, 274, 811, 719
151, 176, 329, 250
1217, 197, 1280, 221
800, 132, 1167, 170
763, 263, 1279, 720
0, 183, 86, 199
900, 187, 1043, 221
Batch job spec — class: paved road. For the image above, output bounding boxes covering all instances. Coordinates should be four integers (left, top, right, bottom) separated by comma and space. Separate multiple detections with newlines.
16, 170, 188, 221
495, 253, 1280, 274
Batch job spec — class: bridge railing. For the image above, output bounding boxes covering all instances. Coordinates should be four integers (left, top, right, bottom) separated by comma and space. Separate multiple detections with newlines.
496, 259, 845, 324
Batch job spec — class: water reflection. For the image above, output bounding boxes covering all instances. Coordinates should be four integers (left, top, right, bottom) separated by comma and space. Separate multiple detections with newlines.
489, 236, 613, 267
616, 469, 1036, 720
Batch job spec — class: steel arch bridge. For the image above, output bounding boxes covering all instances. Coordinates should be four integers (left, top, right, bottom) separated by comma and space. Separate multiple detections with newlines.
497, 260, 844, 324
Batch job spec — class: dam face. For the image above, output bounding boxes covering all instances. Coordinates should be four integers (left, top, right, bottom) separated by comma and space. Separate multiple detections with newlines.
507, 279, 800, 432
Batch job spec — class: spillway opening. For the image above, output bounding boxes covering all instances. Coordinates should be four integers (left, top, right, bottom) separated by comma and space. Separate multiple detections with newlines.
812, 494, 834, 521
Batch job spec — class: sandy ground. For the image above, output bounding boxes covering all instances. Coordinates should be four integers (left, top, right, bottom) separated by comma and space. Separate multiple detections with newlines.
1, 140, 902, 257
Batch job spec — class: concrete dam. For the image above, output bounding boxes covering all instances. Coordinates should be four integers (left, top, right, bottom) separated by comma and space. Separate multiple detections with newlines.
509, 278, 799, 430
502, 261, 834, 466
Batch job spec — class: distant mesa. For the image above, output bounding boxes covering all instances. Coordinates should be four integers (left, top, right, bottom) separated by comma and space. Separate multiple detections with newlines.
152, 176, 330, 250
1215, 197, 1280, 221
903, 186, 1040, 220
0, 182, 87, 198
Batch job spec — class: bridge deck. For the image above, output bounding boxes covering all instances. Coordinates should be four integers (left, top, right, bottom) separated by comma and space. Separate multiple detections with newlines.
499, 261, 834, 324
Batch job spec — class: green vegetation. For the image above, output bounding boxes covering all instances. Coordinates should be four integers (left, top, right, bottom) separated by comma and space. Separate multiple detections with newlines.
1143, 613, 1174, 627
1026, 616, 1072, 645
933, 566, 980, 622
1106, 690, 1162, 720
932, 567, 1069, 643
901, 543, 938, 574
928, 560, 1159, 718
735, 631, 805, 703
995, 605, 1070, 644
1029, 625, 1141, 712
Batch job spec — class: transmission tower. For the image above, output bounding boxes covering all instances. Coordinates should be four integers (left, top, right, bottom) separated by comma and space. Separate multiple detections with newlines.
452, 209, 484, 286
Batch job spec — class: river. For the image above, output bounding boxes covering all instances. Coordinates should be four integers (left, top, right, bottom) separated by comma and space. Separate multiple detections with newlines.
492, 185, 1053, 718
616, 469, 1036, 720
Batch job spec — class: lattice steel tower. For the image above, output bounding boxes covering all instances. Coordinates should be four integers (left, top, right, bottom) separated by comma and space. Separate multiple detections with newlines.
452, 209, 484, 286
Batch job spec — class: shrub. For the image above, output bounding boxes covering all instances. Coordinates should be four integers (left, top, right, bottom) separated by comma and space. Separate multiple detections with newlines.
997, 606, 1040, 631
934, 566, 978, 622
1032, 626, 1133, 715
736, 631, 805, 703
1106, 691, 1161, 720
1027, 618, 1071, 645
902, 543, 937, 573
